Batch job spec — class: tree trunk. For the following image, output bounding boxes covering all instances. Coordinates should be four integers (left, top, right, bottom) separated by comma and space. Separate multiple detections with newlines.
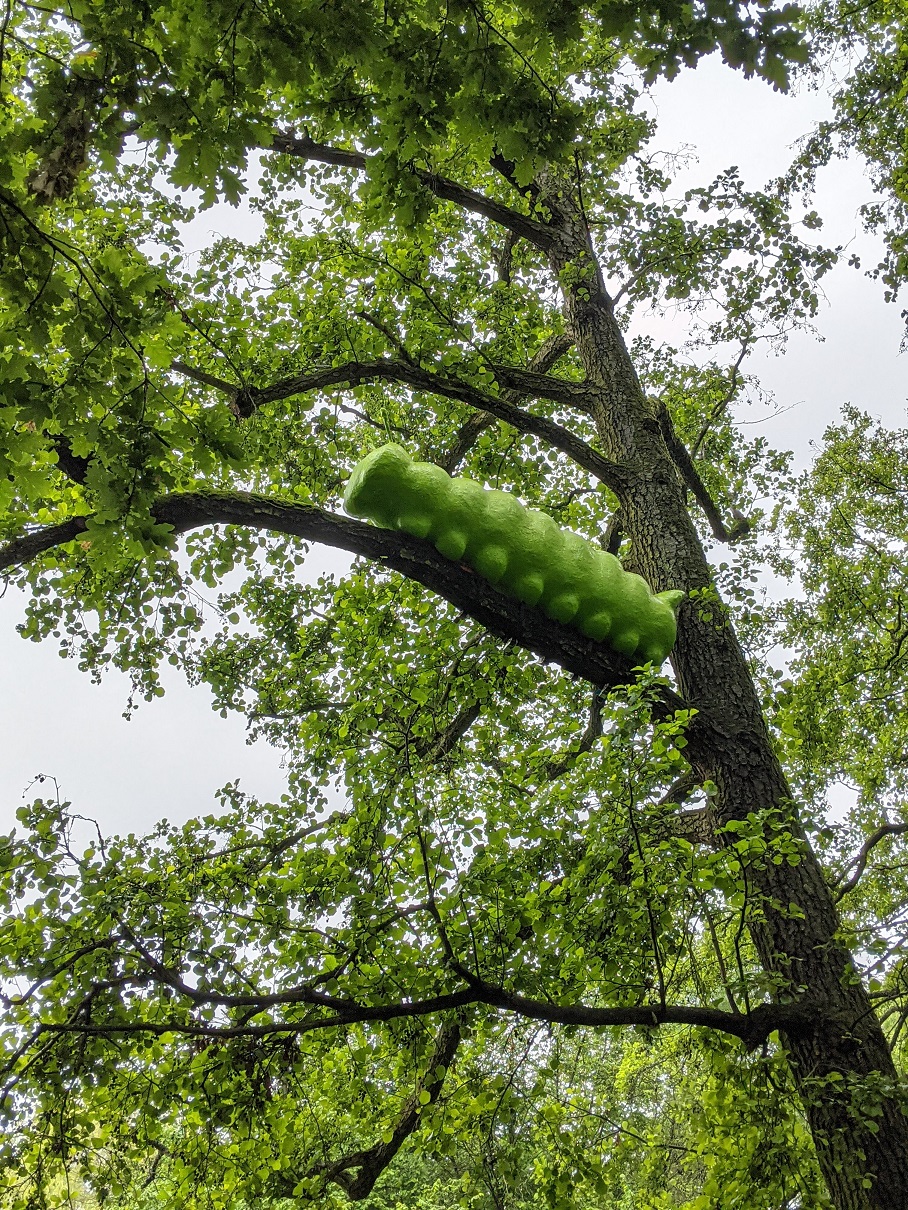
542, 178, 908, 1209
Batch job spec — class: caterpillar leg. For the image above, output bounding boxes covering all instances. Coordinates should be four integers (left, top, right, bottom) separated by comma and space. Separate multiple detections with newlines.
545, 592, 580, 625
435, 529, 469, 560
510, 571, 545, 607
578, 610, 612, 642
397, 513, 433, 540
609, 628, 640, 658
638, 638, 670, 665
472, 544, 509, 584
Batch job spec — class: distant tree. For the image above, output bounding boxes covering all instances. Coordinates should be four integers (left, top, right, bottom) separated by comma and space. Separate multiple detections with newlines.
2, 2, 908, 1207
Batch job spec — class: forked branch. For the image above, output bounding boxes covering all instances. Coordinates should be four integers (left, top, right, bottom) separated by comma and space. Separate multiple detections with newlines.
270, 131, 556, 253
171, 355, 620, 491
836, 822, 908, 901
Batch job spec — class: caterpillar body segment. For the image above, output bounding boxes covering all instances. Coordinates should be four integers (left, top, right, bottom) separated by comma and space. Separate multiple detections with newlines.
344, 444, 683, 665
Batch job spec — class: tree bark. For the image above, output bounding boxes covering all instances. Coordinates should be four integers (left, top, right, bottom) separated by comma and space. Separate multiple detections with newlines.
541, 176, 908, 1209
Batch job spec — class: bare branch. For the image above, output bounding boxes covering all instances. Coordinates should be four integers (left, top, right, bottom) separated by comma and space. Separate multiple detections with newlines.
270, 131, 556, 252
836, 822, 908, 901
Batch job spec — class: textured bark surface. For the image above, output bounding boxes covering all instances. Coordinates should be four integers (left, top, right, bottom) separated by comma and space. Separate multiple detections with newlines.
540, 177, 908, 1209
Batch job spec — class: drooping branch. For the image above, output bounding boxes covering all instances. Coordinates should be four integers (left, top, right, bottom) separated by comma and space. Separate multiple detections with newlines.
1, 489, 737, 776
1, 491, 650, 693
171, 354, 621, 491
314, 1018, 462, 1200
836, 822, 908, 901
656, 402, 749, 544
270, 131, 556, 253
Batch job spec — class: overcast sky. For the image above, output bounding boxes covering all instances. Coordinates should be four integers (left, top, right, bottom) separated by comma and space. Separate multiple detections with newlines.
2, 57, 905, 840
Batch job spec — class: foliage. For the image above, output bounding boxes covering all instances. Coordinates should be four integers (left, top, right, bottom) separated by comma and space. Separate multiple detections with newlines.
794, 0, 908, 324
2, 0, 908, 1207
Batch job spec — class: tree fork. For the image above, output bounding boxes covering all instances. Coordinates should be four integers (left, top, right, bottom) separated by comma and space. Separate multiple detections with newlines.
541, 174, 908, 1209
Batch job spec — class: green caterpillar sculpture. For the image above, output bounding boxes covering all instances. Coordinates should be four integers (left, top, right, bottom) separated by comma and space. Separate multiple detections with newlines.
343, 444, 684, 665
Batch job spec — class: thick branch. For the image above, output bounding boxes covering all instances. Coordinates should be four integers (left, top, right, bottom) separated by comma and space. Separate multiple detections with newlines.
415, 701, 482, 763
489, 364, 589, 411
170, 359, 236, 394
270, 131, 556, 253
51, 436, 90, 484
656, 403, 746, 544
657, 770, 701, 809
668, 807, 714, 846
0, 518, 87, 570
836, 822, 908, 901
442, 331, 574, 473
1, 492, 718, 742
30, 987, 816, 1049
320, 1018, 462, 1200
172, 355, 621, 492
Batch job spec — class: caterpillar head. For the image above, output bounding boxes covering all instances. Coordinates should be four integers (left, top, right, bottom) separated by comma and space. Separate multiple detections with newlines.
343, 444, 414, 529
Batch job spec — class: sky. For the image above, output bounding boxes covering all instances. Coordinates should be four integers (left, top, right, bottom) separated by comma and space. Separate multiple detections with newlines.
1, 55, 905, 840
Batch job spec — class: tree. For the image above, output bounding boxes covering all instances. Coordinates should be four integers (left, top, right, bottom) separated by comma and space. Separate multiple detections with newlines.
1, 1, 907, 1207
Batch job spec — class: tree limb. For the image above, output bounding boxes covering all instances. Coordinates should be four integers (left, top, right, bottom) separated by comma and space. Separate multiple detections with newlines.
2, 491, 726, 754
27, 985, 817, 1050
316, 1018, 462, 1200
657, 770, 701, 809
51, 436, 90, 484
270, 131, 556, 253
489, 364, 588, 411
0, 517, 88, 568
441, 331, 574, 473
170, 355, 621, 491
656, 402, 748, 544
836, 822, 908, 901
